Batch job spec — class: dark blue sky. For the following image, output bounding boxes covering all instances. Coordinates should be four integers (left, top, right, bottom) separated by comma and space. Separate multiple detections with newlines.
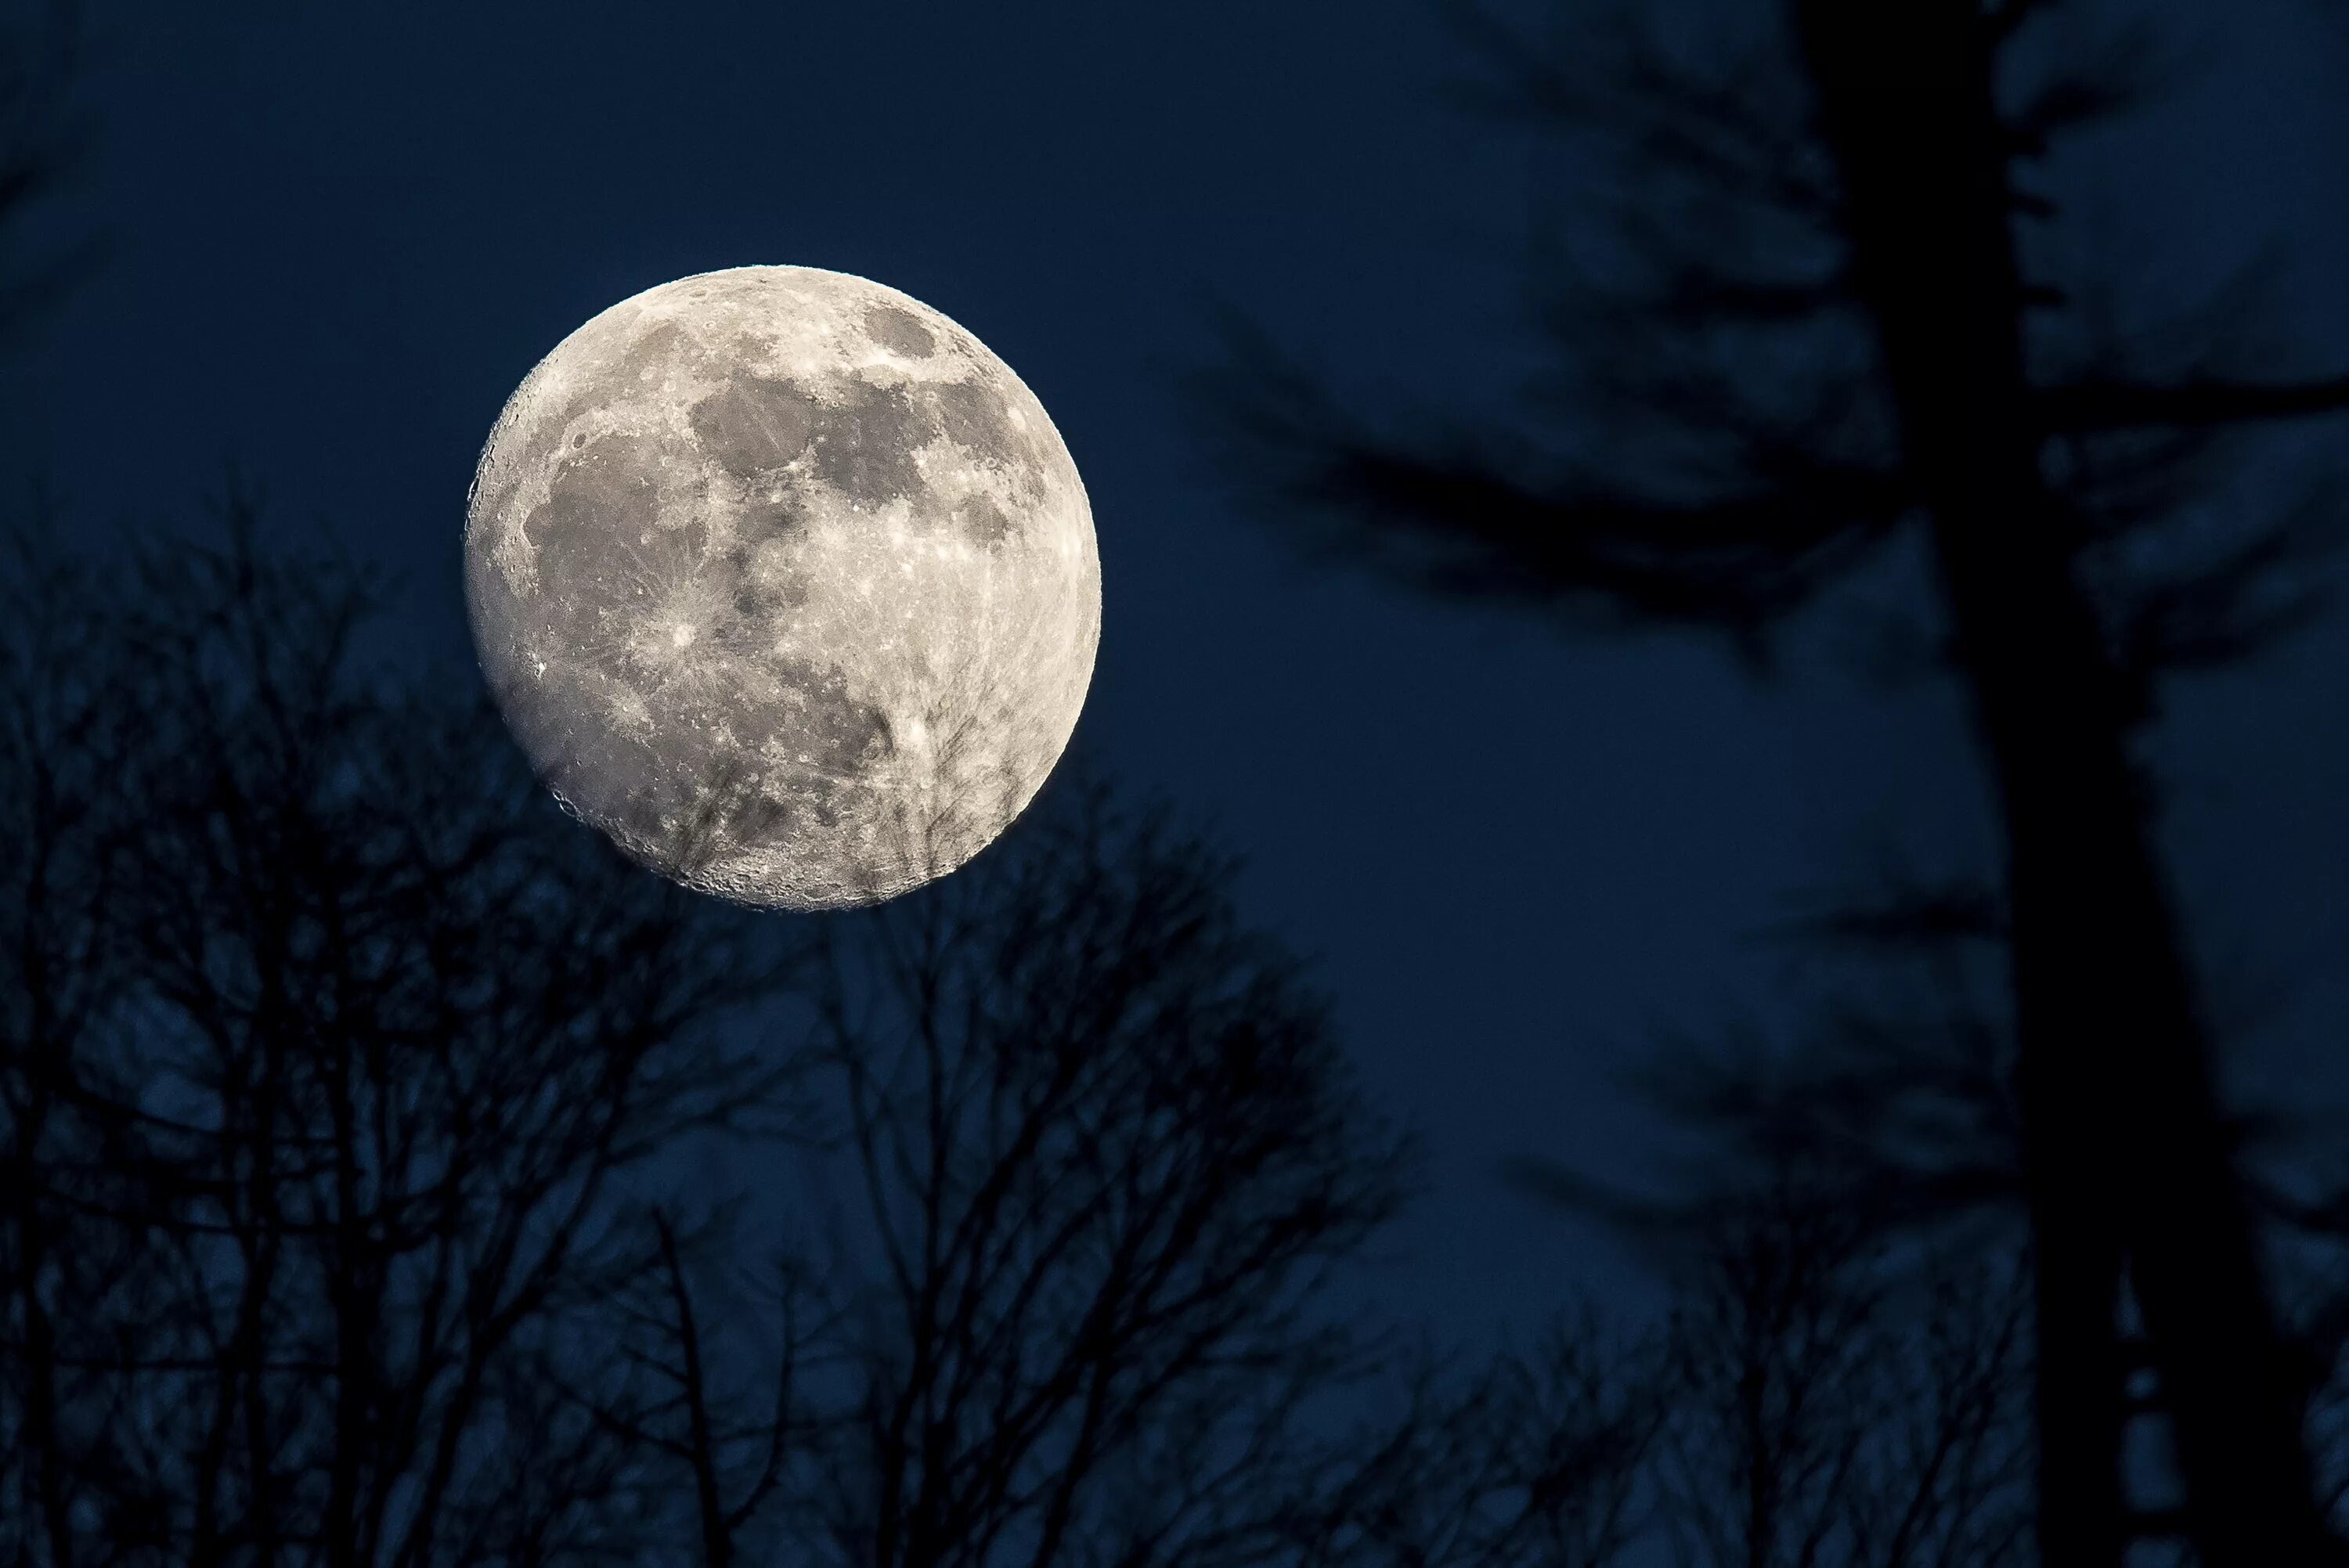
9, 0, 2349, 1349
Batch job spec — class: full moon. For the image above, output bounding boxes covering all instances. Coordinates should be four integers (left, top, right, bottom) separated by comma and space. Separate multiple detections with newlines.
463, 266, 1100, 910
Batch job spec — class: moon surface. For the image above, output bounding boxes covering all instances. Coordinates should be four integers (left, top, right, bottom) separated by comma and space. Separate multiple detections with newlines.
463, 266, 1100, 910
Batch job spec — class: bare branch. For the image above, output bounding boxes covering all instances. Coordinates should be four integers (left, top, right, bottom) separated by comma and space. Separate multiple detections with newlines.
2037, 373, 2349, 434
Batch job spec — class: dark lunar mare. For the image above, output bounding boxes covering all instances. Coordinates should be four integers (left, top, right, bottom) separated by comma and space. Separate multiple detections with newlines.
488, 398, 902, 866
680, 344, 1032, 557
689, 377, 815, 481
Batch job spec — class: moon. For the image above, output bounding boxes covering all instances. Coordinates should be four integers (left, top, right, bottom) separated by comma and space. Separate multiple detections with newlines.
462, 266, 1100, 910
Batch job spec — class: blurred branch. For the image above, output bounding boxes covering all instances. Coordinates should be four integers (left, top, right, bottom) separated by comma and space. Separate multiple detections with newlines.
1201, 318, 1905, 651
0, 512, 799, 1567
2040, 373, 2349, 433
0, 0, 104, 349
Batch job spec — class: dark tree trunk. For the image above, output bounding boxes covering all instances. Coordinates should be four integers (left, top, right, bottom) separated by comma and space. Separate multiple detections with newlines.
1791, 2, 2326, 1562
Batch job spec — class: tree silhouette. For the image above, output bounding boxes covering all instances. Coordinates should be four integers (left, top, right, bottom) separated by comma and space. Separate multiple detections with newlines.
571, 1205, 814, 1568
1510, 1018, 2037, 1568
1250, 1314, 1660, 1568
1206, 1, 2349, 1560
0, 514, 2091, 1568
1520, 842, 2349, 1562
1, 509, 1518, 1568
1637, 1164, 2032, 1568
0, 511, 792, 1566
583, 783, 1425, 1568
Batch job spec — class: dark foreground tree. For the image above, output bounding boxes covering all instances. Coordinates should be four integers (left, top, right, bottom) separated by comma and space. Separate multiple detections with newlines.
0, 514, 1505, 1568
0, 513, 790, 1566
0, 507, 2079, 1568
1515, 1014, 2037, 1568
592, 842, 2050, 1568
585, 784, 1427, 1568
1283, 1145, 2037, 1568
1207, 1, 2349, 1560
1621, 1158, 2032, 1568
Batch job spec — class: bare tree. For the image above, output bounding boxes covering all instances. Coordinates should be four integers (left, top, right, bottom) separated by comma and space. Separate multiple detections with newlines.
1510, 986, 2035, 1568
572, 1206, 816, 1568
1643, 1171, 2032, 1568
1517, 845, 2349, 1564
0, 506, 1675, 1568
600, 782, 2055, 1568
1254, 1313, 1661, 1568
1205, 1, 2349, 1557
0, 510, 792, 1568
591, 784, 1425, 1568
0, 508, 2068, 1568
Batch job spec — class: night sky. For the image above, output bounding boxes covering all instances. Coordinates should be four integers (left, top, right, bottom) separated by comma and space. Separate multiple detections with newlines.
9, 0, 2349, 1351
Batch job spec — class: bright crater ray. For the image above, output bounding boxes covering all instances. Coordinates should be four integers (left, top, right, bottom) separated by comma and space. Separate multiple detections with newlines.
463, 266, 1101, 910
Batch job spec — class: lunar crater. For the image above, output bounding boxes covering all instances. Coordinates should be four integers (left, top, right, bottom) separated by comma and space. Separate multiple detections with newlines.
863, 304, 936, 359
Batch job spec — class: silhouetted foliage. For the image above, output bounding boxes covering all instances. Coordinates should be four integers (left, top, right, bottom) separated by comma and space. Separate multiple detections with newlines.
0, 511, 2097, 1568
0, 511, 792, 1565
0, 514, 1497, 1568
1204, 1, 2349, 1561
579, 783, 1424, 1568
1657, 1166, 2033, 1568
1257, 1314, 1659, 1568
1513, 1105, 2035, 1568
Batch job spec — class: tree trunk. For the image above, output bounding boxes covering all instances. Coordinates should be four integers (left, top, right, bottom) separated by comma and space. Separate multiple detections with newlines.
1791, 2, 2326, 1562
